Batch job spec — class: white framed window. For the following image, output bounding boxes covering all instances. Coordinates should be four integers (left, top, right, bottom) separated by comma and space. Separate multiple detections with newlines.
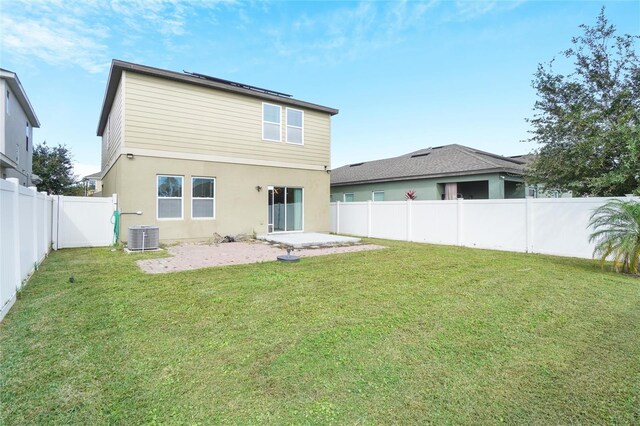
5, 90, 9, 115
157, 175, 183, 219
344, 193, 354, 202
192, 177, 215, 219
372, 191, 384, 201
286, 108, 304, 145
262, 103, 281, 142
26, 122, 29, 152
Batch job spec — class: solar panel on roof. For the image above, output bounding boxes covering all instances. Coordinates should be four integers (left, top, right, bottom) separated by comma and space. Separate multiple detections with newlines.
183, 70, 292, 98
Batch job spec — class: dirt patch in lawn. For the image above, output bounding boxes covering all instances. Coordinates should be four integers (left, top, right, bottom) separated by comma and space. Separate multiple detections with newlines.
136, 241, 385, 273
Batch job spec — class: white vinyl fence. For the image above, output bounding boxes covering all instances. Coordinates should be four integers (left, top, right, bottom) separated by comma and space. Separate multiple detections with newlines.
53, 194, 117, 248
1, 178, 116, 320
330, 197, 638, 259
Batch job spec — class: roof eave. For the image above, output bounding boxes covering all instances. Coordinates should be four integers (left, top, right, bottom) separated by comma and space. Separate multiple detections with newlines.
96, 62, 122, 136
97, 60, 339, 136
0, 69, 41, 128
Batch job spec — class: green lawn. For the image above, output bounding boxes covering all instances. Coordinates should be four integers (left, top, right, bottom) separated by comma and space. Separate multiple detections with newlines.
1, 240, 639, 424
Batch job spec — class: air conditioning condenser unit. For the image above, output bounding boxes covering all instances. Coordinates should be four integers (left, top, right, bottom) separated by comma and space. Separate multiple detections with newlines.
128, 226, 159, 251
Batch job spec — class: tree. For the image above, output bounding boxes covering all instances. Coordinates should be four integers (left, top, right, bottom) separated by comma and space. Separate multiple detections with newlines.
589, 199, 640, 273
526, 8, 640, 196
32, 142, 80, 195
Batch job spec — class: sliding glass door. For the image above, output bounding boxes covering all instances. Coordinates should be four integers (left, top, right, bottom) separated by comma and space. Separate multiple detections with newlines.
268, 186, 303, 232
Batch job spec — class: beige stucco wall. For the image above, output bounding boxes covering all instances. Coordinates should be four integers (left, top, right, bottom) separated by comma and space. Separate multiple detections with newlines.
122, 71, 331, 170
103, 155, 330, 242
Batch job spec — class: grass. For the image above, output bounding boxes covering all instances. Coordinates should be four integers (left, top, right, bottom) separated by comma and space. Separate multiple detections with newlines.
1, 240, 639, 424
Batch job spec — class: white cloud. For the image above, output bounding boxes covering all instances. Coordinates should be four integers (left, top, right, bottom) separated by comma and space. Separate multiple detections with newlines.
1, 14, 110, 73
1, 0, 234, 73
73, 162, 100, 179
453, 0, 525, 21
268, 1, 437, 65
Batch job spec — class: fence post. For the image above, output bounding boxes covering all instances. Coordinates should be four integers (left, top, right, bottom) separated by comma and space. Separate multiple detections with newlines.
336, 201, 340, 234
51, 196, 59, 250
367, 200, 372, 238
8, 178, 21, 290
525, 197, 534, 253
406, 199, 412, 241
456, 197, 464, 247
41, 192, 48, 257
29, 186, 38, 267
56, 195, 64, 250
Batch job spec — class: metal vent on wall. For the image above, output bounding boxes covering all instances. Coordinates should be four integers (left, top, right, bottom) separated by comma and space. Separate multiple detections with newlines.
128, 226, 160, 251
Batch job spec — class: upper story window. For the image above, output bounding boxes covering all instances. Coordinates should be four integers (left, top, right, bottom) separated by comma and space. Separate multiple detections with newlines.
262, 103, 281, 142
286, 108, 304, 145
6, 90, 10, 115
25, 122, 29, 152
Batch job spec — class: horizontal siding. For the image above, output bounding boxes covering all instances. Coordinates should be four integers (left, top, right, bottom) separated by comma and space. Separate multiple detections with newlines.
101, 78, 123, 171
123, 72, 331, 167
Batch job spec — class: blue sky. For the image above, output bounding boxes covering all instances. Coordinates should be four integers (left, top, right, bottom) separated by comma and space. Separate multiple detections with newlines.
1, 0, 638, 177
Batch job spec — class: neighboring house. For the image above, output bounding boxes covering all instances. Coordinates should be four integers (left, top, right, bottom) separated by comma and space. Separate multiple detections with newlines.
0, 68, 40, 186
82, 171, 102, 196
507, 154, 573, 199
97, 60, 338, 242
330, 144, 530, 202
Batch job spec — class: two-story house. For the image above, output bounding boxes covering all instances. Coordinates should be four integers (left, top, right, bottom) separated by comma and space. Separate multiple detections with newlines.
97, 60, 338, 242
0, 68, 40, 186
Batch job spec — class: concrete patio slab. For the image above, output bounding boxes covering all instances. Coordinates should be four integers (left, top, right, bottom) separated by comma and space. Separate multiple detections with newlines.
256, 232, 360, 248
137, 241, 384, 273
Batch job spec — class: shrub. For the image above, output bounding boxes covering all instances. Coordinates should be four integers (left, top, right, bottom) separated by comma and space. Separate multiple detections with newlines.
589, 199, 640, 273
405, 190, 417, 200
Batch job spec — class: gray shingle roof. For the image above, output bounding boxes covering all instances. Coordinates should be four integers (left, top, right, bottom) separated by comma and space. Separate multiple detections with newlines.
331, 144, 527, 186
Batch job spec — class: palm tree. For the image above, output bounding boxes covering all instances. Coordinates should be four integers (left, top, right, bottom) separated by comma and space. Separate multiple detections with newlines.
588, 199, 640, 274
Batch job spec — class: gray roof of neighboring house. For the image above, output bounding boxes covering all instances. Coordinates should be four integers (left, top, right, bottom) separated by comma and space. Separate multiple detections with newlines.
83, 171, 102, 180
0, 68, 40, 127
97, 60, 339, 136
331, 144, 528, 186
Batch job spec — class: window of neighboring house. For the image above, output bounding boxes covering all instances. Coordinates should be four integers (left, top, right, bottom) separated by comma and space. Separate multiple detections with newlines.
286, 108, 304, 145
343, 193, 354, 202
25, 122, 29, 151
192, 177, 215, 219
372, 191, 384, 202
526, 187, 537, 198
263, 103, 281, 141
5, 90, 9, 115
157, 175, 183, 219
